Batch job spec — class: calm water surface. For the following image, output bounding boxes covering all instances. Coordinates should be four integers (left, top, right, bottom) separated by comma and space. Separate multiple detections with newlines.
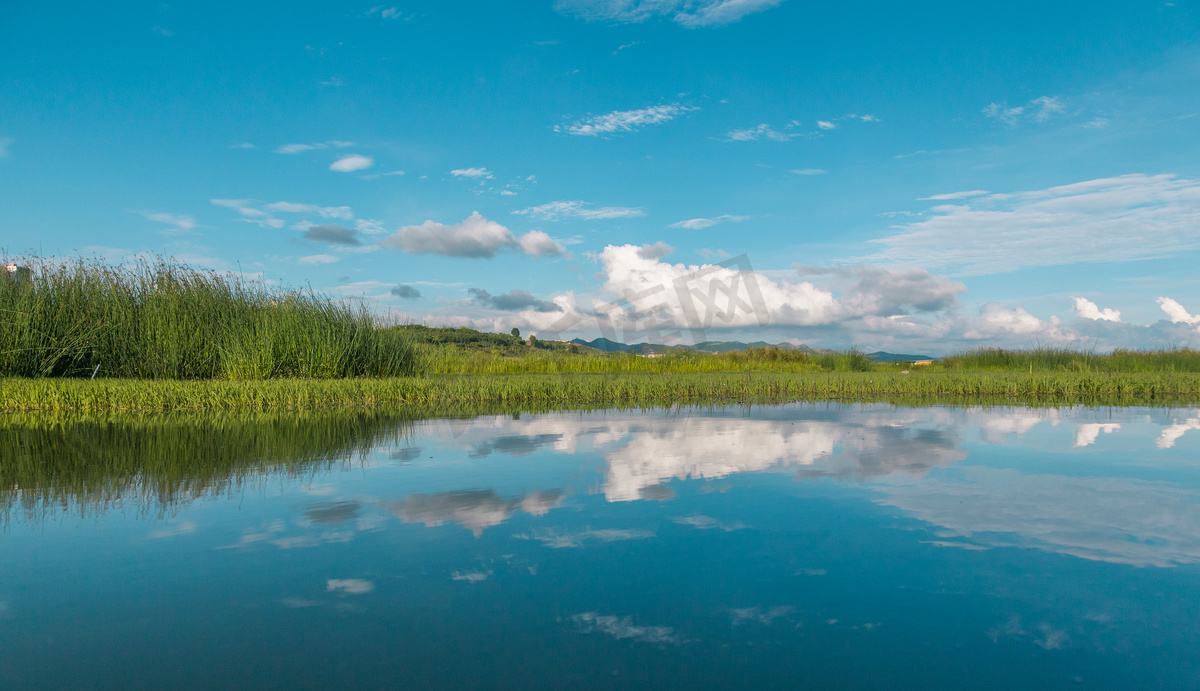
3, 403, 1200, 689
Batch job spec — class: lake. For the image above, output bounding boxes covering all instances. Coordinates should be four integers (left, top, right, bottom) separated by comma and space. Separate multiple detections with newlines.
3, 403, 1200, 689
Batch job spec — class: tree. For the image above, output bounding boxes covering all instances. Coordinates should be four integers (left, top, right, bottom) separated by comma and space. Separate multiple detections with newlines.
528, 334, 538, 347
510, 327, 520, 339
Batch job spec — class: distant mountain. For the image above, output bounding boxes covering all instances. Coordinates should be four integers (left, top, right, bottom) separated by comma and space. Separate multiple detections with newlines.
691, 341, 813, 353
865, 351, 934, 363
570, 337, 847, 356
569, 337, 683, 355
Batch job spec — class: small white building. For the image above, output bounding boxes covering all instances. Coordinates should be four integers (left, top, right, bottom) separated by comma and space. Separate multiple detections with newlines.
3, 264, 33, 284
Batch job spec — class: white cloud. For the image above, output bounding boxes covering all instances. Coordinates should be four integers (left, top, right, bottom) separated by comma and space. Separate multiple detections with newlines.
1157, 416, 1200, 449
138, 211, 197, 232
1074, 423, 1120, 448
867, 174, 1200, 275
816, 120, 837, 130
874, 466, 1200, 567
326, 579, 374, 595
964, 303, 1065, 340
354, 218, 387, 235
382, 212, 559, 258
1157, 297, 1200, 326
726, 123, 791, 141
788, 168, 825, 175
917, 190, 989, 201
452, 570, 491, 583
983, 96, 1065, 126
450, 167, 493, 179
517, 229, 566, 257
265, 201, 354, 220
557, 0, 787, 27
570, 612, 680, 643
558, 104, 695, 136
668, 214, 748, 229
515, 200, 644, 221
298, 254, 340, 265
330, 155, 373, 172
1071, 297, 1121, 322
275, 140, 356, 154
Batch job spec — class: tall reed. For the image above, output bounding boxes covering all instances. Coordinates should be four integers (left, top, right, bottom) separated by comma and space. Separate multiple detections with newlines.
0, 256, 418, 379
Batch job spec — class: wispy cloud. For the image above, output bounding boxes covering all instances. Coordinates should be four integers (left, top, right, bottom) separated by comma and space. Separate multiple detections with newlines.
725, 123, 793, 141
515, 200, 644, 221
450, 167, 493, 179
275, 140, 356, 154
330, 154, 373, 172
983, 96, 1065, 126
136, 211, 198, 233
668, 214, 748, 229
894, 148, 969, 159
557, 0, 788, 28
298, 254, 340, 265
788, 168, 825, 175
816, 120, 837, 130
916, 190, 989, 201
866, 174, 1200, 275
557, 104, 696, 136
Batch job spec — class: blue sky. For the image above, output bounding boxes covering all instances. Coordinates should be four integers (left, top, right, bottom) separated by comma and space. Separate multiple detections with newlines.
2, 0, 1200, 352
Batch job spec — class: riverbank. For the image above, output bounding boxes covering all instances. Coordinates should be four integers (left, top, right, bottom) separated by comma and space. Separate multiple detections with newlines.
3, 370, 1199, 412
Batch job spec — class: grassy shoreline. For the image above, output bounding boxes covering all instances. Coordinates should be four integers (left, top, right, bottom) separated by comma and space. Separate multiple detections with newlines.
3, 370, 1199, 413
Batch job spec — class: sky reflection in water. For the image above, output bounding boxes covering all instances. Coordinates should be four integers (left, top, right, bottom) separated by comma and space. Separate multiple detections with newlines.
3, 404, 1200, 689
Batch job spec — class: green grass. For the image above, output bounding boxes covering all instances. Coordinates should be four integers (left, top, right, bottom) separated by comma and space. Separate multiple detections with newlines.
1, 370, 1198, 413
934, 346, 1200, 373
0, 256, 418, 379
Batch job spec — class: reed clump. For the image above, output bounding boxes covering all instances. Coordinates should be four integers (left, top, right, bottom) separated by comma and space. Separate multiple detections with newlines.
938, 346, 1200, 374
0, 256, 417, 379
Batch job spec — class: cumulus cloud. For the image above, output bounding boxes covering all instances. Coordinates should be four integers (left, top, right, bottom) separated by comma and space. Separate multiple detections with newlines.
517, 230, 566, 257
390, 285, 422, 299
965, 303, 1064, 340
275, 140, 355, 154
557, 0, 787, 27
794, 264, 966, 315
450, 167, 493, 179
382, 212, 558, 259
330, 154, 374, 172
302, 224, 361, 246
557, 104, 695, 136
1157, 297, 1200, 326
515, 200, 644, 221
636, 241, 675, 260
1071, 297, 1120, 322
668, 215, 749, 230
468, 288, 563, 312
983, 96, 1065, 126
867, 174, 1200, 275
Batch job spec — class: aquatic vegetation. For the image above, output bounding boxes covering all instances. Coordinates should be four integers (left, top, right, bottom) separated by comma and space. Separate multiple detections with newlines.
0, 256, 418, 379
1, 370, 1197, 413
